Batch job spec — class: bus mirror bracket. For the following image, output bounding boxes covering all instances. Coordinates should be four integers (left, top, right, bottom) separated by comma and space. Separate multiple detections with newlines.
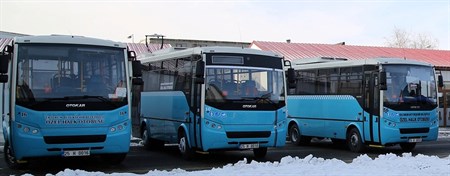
0, 75, 7, 83
195, 77, 205, 84
379, 70, 387, 90
438, 75, 444, 88
127, 51, 137, 61
284, 60, 292, 67
132, 78, 143, 85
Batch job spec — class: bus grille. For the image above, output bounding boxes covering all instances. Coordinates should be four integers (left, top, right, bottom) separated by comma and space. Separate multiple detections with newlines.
44, 135, 107, 144
226, 131, 271, 138
399, 128, 429, 134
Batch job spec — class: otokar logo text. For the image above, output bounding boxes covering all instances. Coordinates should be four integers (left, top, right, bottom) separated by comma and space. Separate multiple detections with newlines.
66, 104, 86, 108
242, 104, 257, 108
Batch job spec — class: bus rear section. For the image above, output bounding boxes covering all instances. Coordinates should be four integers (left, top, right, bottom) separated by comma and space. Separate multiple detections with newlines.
1, 35, 135, 168
137, 47, 288, 158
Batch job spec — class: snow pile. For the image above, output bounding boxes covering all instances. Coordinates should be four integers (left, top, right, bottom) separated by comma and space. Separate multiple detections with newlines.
46, 153, 450, 176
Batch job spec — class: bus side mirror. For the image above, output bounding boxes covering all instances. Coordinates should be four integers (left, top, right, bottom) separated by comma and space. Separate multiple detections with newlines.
287, 68, 296, 88
195, 60, 205, 78
132, 60, 142, 77
0, 52, 10, 74
132, 78, 143, 85
438, 75, 444, 88
379, 71, 387, 90
195, 60, 205, 84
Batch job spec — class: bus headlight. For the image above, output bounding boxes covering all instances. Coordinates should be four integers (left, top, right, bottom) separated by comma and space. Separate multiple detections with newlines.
431, 119, 438, 126
384, 119, 396, 127
17, 123, 40, 135
205, 120, 223, 130
109, 121, 128, 133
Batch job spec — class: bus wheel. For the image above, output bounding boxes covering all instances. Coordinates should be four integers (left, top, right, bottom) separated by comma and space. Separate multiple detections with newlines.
142, 127, 164, 150
178, 131, 194, 160
102, 153, 127, 165
346, 128, 365, 153
289, 124, 310, 146
253, 147, 267, 158
400, 143, 416, 152
4, 141, 27, 169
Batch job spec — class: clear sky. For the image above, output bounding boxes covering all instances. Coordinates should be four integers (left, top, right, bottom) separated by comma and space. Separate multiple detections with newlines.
1, 0, 449, 49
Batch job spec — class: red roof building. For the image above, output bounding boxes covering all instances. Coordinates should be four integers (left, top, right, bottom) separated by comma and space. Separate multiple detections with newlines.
250, 41, 450, 70
126, 43, 171, 56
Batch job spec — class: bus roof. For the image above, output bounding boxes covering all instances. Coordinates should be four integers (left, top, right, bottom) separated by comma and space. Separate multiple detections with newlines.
13, 35, 127, 48
291, 57, 433, 70
138, 46, 283, 64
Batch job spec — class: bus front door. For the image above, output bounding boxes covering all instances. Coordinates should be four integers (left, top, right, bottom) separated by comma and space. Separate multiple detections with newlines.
364, 72, 381, 143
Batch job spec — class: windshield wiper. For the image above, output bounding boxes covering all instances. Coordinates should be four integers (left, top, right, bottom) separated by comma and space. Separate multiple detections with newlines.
69, 95, 119, 107
241, 95, 275, 104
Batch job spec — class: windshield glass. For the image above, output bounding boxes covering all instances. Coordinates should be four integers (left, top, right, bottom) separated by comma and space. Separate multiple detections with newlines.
383, 64, 437, 110
16, 44, 128, 109
205, 66, 285, 109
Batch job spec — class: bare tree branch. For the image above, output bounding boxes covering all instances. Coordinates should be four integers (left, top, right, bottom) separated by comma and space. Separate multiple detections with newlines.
385, 27, 438, 49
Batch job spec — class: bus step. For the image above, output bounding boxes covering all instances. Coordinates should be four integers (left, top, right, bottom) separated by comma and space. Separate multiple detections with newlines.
17, 160, 28, 164
195, 151, 209, 154
368, 144, 384, 148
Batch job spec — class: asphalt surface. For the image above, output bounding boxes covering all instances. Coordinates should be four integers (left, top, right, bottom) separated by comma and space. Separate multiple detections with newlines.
0, 129, 449, 175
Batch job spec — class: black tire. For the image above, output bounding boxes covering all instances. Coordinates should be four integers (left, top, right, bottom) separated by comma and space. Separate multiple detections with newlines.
178, 131, 195, 160
4, 141, 27, 169
101, 153, 127, 165
400, 143, 416, 152
142, 127, 164, 150
253, 147, 267, 158
289, 124, 310, 146
346, 128, 366, 153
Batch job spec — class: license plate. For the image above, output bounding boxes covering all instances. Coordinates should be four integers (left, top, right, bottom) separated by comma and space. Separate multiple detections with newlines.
408, 138, 422, 143
239, 143, 259, 149
63, 150, 90, 157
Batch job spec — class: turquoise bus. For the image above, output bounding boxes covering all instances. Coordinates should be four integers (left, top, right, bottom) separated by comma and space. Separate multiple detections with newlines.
0, 35, 142, 168
287, 57, 443, 152
135, 47, 292, 159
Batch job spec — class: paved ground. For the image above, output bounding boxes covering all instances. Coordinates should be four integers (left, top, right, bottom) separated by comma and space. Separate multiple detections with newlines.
0, 127, 449, 150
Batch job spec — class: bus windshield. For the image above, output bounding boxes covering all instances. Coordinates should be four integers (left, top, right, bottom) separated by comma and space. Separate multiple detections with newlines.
16, 44, 128, 109
205, 66, 285, 109
383, 64, 437, 110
